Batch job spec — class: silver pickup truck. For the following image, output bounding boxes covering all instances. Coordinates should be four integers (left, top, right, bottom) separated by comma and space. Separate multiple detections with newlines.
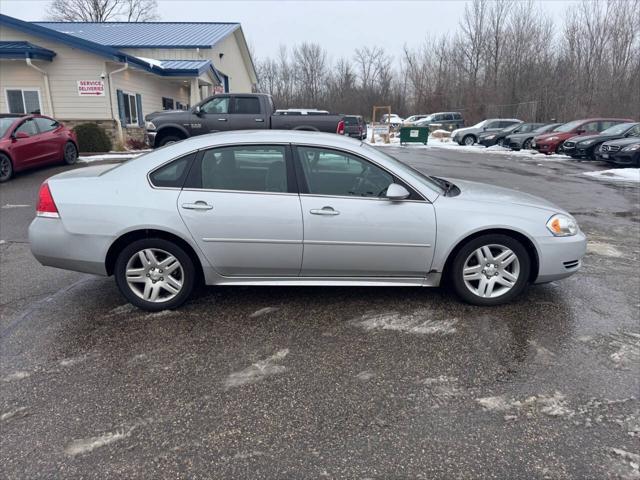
145, 93, 345, 147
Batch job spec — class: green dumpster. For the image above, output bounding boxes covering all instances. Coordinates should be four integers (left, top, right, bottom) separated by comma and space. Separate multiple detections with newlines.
399, 126, 429, 145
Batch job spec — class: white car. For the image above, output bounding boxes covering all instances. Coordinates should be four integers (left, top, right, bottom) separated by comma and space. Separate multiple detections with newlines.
381, 114, 404, 127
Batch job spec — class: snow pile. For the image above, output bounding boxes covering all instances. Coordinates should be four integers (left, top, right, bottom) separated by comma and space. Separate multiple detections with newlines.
135, 56, 164, 68
584, 168, 640, 183
78, 151, 149, 163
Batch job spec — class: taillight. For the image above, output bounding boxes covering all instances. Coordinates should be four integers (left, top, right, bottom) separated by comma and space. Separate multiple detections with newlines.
337, 120, 345, 135
36, 182, 60, 218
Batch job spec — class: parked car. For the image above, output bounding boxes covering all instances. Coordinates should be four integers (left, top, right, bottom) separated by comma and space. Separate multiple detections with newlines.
451, 118, 522, 146
532, 118, 634, 155
596, 137, 640, 167
562, 122, 640, 160
29, 130, 586, 311
145, 93, 345, 147
506, 123, 563, 151
0, 114, 78, 182
403, 115, 429, 126
478, 123, 545, 148
343, 115, 367, 140
414, 112, 465, 130
381, 114, 404, 127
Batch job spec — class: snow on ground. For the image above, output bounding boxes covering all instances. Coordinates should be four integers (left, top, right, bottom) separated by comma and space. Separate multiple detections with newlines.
78, 151, 150, 163
584, 168, 640, 183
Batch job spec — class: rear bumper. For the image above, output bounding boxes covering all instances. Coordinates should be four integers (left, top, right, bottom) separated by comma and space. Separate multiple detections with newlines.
29, 217, 110, 276
534, 231, 587, 283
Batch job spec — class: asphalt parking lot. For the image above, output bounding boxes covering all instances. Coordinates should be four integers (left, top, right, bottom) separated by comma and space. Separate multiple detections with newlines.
1, 146, 639, 479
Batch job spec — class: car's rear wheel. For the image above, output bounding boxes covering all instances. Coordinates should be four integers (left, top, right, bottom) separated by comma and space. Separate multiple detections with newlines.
462, 135, 476, 146
114, 238, 196, 311
451, 234, 530, 306
63, 142, 78, 165
522, 138, 532, 150
497, 138, 505, 147
0, 154, 13, 182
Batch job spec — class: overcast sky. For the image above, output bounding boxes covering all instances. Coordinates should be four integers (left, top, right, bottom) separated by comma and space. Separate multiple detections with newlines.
1, 0, 578, 61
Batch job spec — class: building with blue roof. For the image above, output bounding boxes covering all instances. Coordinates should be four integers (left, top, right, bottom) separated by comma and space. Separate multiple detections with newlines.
0, 14, 257, 144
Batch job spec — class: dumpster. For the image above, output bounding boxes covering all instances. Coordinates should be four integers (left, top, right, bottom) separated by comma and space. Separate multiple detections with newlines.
399, 126, 429, 145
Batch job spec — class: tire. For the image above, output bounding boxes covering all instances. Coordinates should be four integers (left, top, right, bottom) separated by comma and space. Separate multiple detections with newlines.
114, 238, 196, 311
157, 135, 183, 147
497, 138, 505, 147
0, 153, 13, 182
462, 135, 476, 146
63, 141, 78, 165
522, 138, 532, 150
450, 234, 531, 306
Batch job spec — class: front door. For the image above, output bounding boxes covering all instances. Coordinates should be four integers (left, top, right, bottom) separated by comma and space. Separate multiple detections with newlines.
10, 119, 45, 165
197, 96, 232, 133
294, 146, 436, 277
178, 144, 303, 276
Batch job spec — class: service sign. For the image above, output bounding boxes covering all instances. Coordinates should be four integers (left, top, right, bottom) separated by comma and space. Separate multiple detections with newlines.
77, 80, 105, 96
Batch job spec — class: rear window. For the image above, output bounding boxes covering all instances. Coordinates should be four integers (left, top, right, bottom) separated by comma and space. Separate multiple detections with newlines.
344, 116, 360, 125
149, 152, 196, 188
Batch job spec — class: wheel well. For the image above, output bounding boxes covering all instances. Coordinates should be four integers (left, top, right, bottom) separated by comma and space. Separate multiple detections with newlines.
0, 150, 12, 161
441, 228, 539, 283
462, 133, 476, 142
105, 229, 204, 282
292, 126, 320, 131
155, 127, 187, 145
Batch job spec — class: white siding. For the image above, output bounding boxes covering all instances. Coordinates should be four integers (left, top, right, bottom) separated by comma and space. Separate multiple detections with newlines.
0, 26, 110, 119
0, 60, 46, 114
211, 32, 254, 93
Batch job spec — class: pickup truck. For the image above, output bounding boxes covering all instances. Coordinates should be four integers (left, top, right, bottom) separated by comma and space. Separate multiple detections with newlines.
144, 93, 345, 147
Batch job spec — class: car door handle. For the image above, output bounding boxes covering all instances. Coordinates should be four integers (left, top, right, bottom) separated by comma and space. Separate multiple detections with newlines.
217, 118, 228, 122
181, 201, 213, 211
255, 118, 265, 122
310, 206, 340, 216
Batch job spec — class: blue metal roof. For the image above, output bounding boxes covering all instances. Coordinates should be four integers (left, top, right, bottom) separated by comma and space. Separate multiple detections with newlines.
0, 40, 56, 60
159, 60, 210, 70
35, 22, 240, 48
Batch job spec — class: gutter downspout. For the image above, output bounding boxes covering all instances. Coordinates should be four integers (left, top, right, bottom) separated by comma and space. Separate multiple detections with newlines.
25, 58, 54, 116
107, 62, 128, 145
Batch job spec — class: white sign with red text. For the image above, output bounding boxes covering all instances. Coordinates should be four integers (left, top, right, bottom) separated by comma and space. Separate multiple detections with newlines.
77, 80, 105, 96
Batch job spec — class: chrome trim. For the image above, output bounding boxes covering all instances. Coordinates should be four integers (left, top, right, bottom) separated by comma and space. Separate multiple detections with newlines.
202, 238, 301, 244
305, 240, 432, 248
182, 188, 297, 197
300, 193, 426, 204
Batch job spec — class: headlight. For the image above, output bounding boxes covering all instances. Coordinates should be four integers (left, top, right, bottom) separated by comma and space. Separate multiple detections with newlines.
547, 136, 559, 141
579, 139, 595, 146
622, 144, 640, 152
145, 121, 156, 131
546, 214, 578, 237
485, 135, 496, 140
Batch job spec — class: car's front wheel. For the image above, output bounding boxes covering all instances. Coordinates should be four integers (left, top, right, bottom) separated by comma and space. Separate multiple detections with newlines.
157, 135, 183, 147
462, 135, 476, 146
450, 234, 530, 306
114, 238, 196, 311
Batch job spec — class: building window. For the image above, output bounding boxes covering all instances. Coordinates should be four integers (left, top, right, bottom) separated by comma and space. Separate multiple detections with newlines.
162, 97, 174, 110
122, 92, 139, 125
6, 89, 41, 114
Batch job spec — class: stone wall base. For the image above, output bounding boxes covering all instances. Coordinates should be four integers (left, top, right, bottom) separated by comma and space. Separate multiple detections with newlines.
61, 119, 146, 150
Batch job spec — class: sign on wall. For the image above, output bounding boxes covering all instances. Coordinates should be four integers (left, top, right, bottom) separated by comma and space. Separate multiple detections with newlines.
77, 80, 105, 96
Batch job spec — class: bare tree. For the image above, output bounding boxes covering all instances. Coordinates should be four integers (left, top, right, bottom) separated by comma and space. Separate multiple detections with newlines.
48, 0, 159, 22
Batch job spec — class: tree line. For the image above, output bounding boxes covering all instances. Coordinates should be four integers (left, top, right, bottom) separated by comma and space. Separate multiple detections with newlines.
256, 0, 640, 124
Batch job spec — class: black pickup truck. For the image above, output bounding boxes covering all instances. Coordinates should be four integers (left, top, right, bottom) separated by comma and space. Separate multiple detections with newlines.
145, 93, 345, 147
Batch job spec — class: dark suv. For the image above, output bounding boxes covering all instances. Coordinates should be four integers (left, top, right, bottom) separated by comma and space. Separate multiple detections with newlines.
343, 115, 367, 140
563, 122, 640, 160
415, 112, 464, 130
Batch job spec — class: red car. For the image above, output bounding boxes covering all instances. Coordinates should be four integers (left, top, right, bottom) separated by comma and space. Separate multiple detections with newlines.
532, 118, 634, 155
0, 114, 78, 182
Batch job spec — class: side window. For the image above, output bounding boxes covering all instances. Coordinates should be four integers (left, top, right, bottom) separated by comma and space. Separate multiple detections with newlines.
34, 117, 59, 133
297, 146, 394, 198
581, 121, 599, 132
599, 121, 617, 131
498, 121, 514, 128
453, 113, 462, 120
149, 152, 195, 188
162, 97, 174, 110
197, 145, 287, 193
629, 125, 640, 137
443, 114, 454, 121
233, 97, 261, 114
15, 119, 38, 136
201, 97, 229, 114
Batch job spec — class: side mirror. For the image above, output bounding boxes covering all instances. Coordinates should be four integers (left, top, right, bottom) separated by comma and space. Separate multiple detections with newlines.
576, 129, 585, 134
386, 183, 410, 201
193, 105, 203, 116
13, 131, 30, 139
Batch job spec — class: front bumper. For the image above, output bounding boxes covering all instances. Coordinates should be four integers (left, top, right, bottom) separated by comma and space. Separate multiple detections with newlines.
478, 138, 499, 147
145, 131, 157, 148
534, 230, 587, 283
533, 140, 560, 154
29, 217, 111, 276
600, 150, 640, 166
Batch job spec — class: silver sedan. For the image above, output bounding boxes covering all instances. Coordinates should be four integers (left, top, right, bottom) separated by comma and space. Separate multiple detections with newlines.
29, 131, 586, 311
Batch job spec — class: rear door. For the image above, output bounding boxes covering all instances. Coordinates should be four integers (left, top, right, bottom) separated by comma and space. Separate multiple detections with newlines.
294, 145, 436, 277
177, 144, 303, 276
228, 96, 268, 130
33, 117, 63, 161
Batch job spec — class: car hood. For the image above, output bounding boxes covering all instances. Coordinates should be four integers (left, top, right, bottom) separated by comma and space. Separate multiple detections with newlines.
447, 178, 564, 213
602, 137, 640, 147
534, 132, 573, 141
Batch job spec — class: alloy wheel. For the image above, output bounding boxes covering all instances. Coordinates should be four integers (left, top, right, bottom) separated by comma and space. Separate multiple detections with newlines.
64, 143, 78, 164
462, 244, 520, 298
125, 248, 184, 302
0, 156, 12, 181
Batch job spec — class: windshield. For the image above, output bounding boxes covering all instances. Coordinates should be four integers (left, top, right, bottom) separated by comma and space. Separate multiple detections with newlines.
555, 120, 584, 132
601, 123, 635, 136
360, 143, 445, 194
0, 117, 19, 137
471, 120, 487, 129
